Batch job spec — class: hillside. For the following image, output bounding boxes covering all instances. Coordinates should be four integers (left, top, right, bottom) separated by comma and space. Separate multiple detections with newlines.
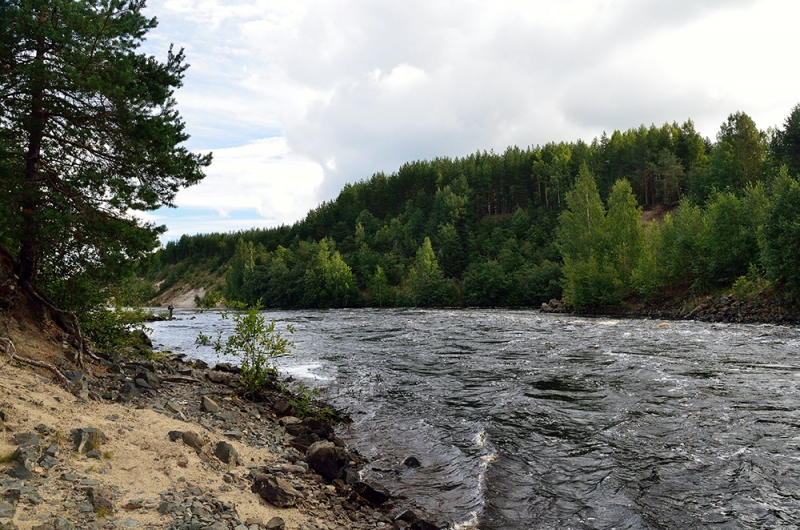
136, 106, 800, 314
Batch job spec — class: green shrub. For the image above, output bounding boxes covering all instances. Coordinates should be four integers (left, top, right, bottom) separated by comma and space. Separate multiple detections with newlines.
197, 302, 294, 396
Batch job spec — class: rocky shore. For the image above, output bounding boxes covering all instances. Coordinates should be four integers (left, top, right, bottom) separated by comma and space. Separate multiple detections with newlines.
541, 293, 800, 325
0, 351, 442, 530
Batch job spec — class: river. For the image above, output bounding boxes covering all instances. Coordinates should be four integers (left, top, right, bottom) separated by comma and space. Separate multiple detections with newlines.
147, 307, 800, 529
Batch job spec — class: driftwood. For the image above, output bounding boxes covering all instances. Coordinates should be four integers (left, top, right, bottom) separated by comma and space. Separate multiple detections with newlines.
1, 337, 75, 389
161, 375, 203, 384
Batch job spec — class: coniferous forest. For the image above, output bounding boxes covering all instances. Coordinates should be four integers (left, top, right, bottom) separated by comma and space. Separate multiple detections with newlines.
141, 106, 800, 312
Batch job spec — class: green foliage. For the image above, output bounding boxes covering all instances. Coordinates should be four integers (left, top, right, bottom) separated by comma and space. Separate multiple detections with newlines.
197, 304, 294, 396
0, 0, 209, 311
761, 169, 800, 301
195, 290, 223, 309
408, 237, 454, 306
140, 104, 800, 311
80, 306, 153, 356
282, 381, 333, 421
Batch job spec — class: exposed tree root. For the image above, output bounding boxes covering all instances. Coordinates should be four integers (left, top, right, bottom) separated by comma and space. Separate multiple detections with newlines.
1, 337, 75, 389
20, 281, 101, 368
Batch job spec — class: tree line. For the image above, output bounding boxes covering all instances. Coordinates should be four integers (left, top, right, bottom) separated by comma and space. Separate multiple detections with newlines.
147, 105, 800, 310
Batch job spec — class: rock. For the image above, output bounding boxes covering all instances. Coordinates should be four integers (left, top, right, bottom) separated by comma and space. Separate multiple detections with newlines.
265, 517, 285, 529
279, 416, 301, 426
303, 417, 333, 439
181, 431, 205, 452
39, 455, 58, 470
409, 520, 440, 530
396, 509, 418, 523
200, 396, 220, 413
164, 401, 182, 414
72, 428, 107, 453
5, 466, 33, 480
13, 432, 43, 448
272, 400, 291, 415
206, 371, 230, 385
167, 430, 184, 442
134, 370, 162, 389
251, 475, 298, 508
222, 430, 244, 440
118, 382, 140, 396
33, 424, 53, 436
285, 424, 307, 437
214, 362, 240, 373
354, 481, 390, 506
306, 441, 348, 481
402, 456, 421, 468
53, 518, 75, 530
63, 370, 84, 386
13, 445, 38, 469
0, 501, 14, 518
85, 449, 103, 459
213, 442, 238, 467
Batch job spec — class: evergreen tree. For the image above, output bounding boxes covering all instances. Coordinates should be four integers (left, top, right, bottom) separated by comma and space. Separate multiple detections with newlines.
0, 0, 209, 309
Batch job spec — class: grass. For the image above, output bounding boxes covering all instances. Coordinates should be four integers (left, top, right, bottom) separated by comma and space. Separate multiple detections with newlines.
0, 451, 16, 464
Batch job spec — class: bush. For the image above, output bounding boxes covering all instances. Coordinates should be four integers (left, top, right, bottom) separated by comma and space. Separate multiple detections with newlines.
197, 302, 294, 396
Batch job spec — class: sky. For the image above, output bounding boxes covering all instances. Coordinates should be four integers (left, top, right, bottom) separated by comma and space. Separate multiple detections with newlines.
138, 0, 800, 243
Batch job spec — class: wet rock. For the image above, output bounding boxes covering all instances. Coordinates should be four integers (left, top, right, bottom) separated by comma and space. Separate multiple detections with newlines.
409, 520, 440, 530
354, 481, 390, 506
302, 417, 334, 439
402, 456, 421, 468
200, 396, 219, 413
72, 428, 107, 453
306, 441, 348, 481
251, 475, 298, 508
213, 442, 238, 467
396, 509, 418, 523
181, 431, 205, 452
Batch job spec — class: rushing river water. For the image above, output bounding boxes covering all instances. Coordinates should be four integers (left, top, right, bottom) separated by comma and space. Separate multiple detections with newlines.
148, 308, 800, 529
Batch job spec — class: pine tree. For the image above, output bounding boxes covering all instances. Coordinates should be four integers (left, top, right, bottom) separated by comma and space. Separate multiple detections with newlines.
0, 0, 210, 310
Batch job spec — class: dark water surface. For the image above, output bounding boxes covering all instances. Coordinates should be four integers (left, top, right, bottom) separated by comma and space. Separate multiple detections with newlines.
148, 308, 800, 529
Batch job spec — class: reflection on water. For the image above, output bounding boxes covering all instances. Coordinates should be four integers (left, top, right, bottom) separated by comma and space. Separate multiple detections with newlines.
149, 308, 800, 529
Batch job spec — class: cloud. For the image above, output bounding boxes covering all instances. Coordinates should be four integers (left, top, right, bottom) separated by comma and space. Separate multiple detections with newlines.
140, 0, 800, 239
174, 137, 323, 222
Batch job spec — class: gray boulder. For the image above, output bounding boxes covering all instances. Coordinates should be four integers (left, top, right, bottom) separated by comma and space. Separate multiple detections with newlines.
251, 475, 298, 508
305, 441, 347, 481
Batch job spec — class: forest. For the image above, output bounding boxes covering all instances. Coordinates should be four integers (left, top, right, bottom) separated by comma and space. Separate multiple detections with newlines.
141, 106, 800, 311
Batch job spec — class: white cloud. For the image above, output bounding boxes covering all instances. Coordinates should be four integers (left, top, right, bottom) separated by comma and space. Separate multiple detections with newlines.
140, 0, 800, 239
176, 137, 323, 221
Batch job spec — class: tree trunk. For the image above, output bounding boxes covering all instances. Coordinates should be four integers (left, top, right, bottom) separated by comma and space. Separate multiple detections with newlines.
16, 41, 46, 284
